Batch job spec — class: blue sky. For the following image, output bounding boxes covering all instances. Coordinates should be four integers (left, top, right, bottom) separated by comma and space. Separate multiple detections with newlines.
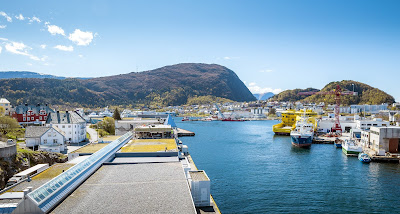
0, 0, 399, 101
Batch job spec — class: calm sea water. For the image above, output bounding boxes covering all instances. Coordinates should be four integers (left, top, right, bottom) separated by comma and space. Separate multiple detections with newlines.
176, 119, 400, 214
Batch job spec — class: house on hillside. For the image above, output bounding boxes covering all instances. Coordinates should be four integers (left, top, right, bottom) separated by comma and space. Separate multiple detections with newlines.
25, 126, 66, 153
46, 111, 87, 143
12, 104, 54, 125
0, 98, 11, 116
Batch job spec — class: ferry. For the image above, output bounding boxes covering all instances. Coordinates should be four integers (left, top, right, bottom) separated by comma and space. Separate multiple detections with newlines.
342, 138, 362, 156
273, 109, 318, 135
290, 114, 314, 148
273, 110, 296, 135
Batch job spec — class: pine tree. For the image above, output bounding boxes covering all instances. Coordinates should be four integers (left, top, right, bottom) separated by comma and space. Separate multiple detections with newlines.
113, 108, 122, 120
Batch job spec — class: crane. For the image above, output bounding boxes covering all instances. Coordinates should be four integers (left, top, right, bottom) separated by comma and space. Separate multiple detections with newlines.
298, 85, 358, 134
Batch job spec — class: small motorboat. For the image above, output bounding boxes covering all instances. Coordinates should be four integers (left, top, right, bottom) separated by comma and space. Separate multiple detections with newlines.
358, 153, 371, 163
334, 138, 342, 148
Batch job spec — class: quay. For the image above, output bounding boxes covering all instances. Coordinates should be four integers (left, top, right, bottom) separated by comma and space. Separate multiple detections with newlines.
177, 128, 195, 137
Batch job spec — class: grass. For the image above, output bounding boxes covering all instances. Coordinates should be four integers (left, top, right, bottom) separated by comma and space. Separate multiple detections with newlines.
102, 135, 120, 141
120, 139, 177, 153
72, 143, 109, 153
33, 163, 75, 180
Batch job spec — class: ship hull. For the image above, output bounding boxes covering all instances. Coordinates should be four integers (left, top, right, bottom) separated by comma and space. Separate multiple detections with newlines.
291, 135, 312, 148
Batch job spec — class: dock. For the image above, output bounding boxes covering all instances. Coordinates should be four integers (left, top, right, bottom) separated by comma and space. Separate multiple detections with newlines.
177, 128, 195, 137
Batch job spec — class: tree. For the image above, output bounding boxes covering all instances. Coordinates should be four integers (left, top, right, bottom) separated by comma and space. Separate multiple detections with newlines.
98, 117, 115, 135
269, 108, 276, 116
113, 108, 122, 120
0, 116, 20, 137
0, 106, 4, 115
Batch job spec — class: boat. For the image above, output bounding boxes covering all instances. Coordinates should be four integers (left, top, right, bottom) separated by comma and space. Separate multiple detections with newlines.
273, 110, 296, 135
273, 109, 318, 135
358, 153, 371, 163
342, 138, 362, 156
222, 118, 244, 121
290, 113, 314, 148
182, 117, 189, 121
334, 138, 342, 148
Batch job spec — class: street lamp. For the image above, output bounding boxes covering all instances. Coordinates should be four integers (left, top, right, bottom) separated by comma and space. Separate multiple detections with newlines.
352, 83, 355, 92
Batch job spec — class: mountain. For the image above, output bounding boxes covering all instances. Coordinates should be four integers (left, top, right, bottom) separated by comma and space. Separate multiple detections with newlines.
0, 63, 256, 107
253, 92, 275, 101
272, 81, 394, 105
0, 71, 90, 80
271, 88, 319, 102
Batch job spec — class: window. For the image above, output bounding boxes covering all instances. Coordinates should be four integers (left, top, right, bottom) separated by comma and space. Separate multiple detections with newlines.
68, 125, 71, 128
62, 125, 65, 128
31, 117, 34, 120
48, 133, 51, 137
44, 139, 47, 144
53, 139, 57, 144
23, 117, 26, 121
54, 133, 56, 137
40, 116, 42, 120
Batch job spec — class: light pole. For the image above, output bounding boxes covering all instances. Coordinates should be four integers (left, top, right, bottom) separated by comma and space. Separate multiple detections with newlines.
352, 83, 355, 92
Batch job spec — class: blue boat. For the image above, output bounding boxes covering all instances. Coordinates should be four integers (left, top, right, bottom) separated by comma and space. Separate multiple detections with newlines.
358, 153, 371, 163
334, 139, 342, 148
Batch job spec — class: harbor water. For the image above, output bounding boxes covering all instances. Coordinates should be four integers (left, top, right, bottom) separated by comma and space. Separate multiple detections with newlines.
176, 119, 400, 214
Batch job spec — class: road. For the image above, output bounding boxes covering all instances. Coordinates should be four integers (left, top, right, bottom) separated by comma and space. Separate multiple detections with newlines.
86, 125, 98, 143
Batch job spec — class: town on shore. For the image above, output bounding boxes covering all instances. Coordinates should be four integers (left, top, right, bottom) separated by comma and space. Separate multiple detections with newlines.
0, 96, 399, 213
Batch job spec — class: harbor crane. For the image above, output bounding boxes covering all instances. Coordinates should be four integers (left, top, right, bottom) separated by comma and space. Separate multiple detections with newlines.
298, 85, 358, 134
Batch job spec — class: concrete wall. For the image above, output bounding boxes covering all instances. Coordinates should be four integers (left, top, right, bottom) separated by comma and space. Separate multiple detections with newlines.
0, 143, 17, 158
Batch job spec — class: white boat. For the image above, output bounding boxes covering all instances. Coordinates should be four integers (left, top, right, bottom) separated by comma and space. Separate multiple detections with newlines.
342, 138, 362, 156
290, 113, 314, 148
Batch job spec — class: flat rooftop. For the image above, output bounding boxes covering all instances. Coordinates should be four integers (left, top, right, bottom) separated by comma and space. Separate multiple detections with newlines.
72, 143, 109, 153
120, 139, 178, 153
52, 162, 196, 214
3, 163, 75, 194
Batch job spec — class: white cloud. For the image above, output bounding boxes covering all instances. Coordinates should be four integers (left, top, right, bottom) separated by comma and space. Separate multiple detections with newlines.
47, 24, 65, 36
247, 82, 282, 94
4, 41, 43, 61
40, 44, 47, 49
0, 25, 6, 29
54, 45, 74, 52
29, 16, 41, 23
0, 37, 8, 41
68, 29, 94, 46
223, 56, 231, 60
0, 11, 12, 22
15, 14, 24, 20
260, 69, 273, 73
78, 54, 84, 58
0, 46, 2, 53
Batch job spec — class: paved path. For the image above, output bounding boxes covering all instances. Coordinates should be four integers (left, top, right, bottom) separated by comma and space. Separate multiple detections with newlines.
86, 125, 98, 143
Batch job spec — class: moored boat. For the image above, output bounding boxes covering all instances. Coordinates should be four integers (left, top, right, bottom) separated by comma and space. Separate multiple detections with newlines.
358, 153, 371, 163
334, 138, 342, 148
342, 138, 362, 156
290, 112, 314, 148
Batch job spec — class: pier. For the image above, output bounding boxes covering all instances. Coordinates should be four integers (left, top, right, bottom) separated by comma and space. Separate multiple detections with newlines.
177, 128, 195, 137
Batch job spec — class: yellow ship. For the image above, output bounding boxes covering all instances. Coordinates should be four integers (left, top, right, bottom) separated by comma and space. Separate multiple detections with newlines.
273, 109, 318, 135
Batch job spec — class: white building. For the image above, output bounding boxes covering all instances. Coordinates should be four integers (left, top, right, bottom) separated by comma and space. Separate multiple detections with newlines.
367, 126, 400, 155
25, 126, 66, 153
0, 98, 11, 116
46, 111, 87, 143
